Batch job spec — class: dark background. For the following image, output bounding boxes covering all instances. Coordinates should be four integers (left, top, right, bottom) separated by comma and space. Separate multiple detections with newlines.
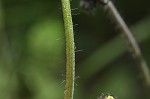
0, 0, 150, 99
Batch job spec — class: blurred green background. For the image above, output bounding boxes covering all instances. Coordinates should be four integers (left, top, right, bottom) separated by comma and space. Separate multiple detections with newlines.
0, 0, 150, 99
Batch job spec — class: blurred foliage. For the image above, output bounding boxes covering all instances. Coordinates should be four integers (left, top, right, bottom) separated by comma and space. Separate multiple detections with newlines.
0, 0, 150, 99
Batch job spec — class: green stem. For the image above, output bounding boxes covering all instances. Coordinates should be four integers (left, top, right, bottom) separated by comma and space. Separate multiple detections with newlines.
61, 0, 75, 99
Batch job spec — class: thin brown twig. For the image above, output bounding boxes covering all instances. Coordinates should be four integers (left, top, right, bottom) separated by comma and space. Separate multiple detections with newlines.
102, 0, 150, 87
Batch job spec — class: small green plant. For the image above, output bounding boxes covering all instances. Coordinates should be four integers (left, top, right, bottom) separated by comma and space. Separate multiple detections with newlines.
61, 0, 150, 99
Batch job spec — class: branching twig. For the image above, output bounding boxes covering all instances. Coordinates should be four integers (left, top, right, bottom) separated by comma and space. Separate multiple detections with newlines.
100, 0, 150, 87
61, 0, 75, 99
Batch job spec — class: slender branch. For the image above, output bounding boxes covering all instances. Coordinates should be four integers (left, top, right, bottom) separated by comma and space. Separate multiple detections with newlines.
61, 0, 75, 99
101, 0, 150, 87
0, 0, 4, 42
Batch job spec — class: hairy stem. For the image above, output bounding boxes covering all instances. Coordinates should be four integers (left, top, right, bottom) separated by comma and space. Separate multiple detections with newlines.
103, 0, 150, 87
61, 0, 75, 99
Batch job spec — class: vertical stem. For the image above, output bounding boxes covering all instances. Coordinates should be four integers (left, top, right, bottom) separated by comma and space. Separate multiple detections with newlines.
0, 0, 4, 43
61, 0, 75, 99
0, 0, 13, 65
103, 0, 150, 87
